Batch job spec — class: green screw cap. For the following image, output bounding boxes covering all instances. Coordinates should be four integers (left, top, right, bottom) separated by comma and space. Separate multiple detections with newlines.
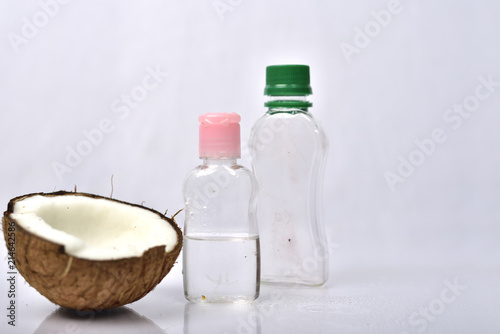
264, 64, 312, 96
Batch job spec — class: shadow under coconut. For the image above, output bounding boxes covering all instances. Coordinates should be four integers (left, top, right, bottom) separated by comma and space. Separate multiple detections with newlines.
34, 306, 165, 334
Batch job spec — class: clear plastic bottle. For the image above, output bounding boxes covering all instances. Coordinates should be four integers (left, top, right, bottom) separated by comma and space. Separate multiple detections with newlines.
183, 112, 260, 303
248, 65, 329, 286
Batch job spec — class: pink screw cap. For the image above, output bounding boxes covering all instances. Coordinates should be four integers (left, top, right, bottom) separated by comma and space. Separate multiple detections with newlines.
199, 112, 241, 158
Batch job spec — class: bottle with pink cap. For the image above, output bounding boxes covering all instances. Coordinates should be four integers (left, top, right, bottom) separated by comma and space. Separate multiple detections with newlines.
182, 112, 260, 303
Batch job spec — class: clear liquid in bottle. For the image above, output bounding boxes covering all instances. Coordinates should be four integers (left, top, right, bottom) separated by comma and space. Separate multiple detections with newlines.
183, 234, 260, 303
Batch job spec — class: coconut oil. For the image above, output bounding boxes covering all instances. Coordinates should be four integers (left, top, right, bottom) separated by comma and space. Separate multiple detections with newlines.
183, 235, 260, 302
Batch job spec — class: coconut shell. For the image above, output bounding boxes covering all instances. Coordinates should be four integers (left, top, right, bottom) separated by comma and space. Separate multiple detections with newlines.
2, 191, 183, 310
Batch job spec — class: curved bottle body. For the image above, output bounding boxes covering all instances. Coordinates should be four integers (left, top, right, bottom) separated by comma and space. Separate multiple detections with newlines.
248, 110, 328, 285
183, 158, 260, 302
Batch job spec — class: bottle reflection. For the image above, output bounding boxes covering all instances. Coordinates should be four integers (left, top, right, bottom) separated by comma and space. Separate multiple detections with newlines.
184, 302, 261, 334
35, 306, 165, 334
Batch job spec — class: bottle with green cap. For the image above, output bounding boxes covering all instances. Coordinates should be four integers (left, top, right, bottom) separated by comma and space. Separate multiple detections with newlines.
248, 64, 329, 286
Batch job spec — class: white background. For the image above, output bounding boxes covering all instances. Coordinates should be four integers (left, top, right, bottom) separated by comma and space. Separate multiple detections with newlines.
1, 0, 499, 333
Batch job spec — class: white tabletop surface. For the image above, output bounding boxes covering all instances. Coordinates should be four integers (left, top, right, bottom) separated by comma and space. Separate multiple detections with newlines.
1, 249, 499, 334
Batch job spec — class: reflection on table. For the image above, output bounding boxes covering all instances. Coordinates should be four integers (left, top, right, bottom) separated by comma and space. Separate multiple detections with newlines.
34, 306, 165, 334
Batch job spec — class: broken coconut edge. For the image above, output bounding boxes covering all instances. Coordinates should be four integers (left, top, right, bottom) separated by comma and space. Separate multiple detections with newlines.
2, 191, 183, 311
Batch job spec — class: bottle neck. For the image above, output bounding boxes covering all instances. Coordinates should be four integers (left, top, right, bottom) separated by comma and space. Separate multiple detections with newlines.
202, 157, 238, 165
265, 95, 312, 114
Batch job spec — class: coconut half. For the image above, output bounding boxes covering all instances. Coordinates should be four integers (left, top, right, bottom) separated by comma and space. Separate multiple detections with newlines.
2, 191, 182, 310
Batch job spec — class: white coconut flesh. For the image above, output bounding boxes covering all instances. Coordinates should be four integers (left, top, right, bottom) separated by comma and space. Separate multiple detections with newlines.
10, 195, 178, 261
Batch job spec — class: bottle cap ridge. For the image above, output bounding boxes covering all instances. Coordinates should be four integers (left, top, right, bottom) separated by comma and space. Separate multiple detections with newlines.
199, 113, 241, 158
264, 64, 312, 96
